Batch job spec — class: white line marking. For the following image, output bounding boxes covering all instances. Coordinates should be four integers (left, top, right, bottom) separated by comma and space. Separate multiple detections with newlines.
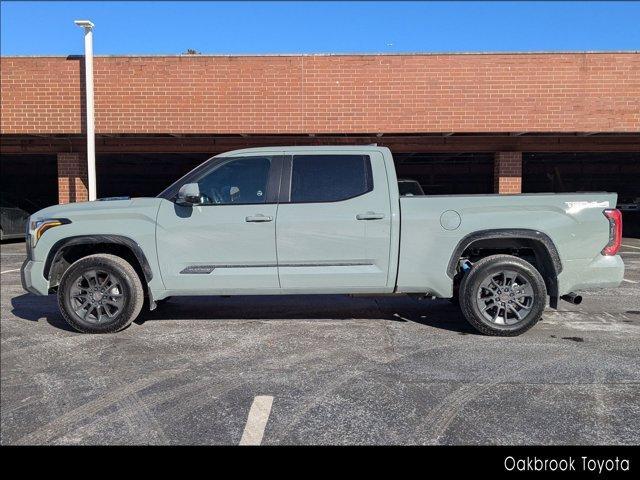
623, 278, 639, 284
239, 395, 274, 446
1, 268, 20, 274
622, 244, 640, 250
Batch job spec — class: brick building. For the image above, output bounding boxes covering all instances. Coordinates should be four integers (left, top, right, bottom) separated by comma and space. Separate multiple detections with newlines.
1, 52, 638, 214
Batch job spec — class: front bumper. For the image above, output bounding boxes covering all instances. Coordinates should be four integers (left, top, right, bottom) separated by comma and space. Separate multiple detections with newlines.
558, 254, 625, 295
20, 259, 49, 296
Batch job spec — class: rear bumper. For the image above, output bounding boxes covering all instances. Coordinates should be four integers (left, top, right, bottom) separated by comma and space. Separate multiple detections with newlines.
20, 259, 49, 296
558, 254, 624, 295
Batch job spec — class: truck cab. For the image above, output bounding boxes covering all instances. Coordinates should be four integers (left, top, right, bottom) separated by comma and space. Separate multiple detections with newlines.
155, 146, 398, 295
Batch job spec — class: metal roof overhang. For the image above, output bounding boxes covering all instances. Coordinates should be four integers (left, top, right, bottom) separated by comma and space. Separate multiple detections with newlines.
2, 132, 639, 154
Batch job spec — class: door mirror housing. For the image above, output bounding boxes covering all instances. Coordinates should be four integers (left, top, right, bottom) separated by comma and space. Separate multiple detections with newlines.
176, 183, 201, 206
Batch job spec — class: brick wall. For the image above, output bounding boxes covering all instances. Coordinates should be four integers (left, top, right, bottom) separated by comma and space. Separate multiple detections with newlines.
1, 53, 639, 135
57, 152, 88, 203
494, 152, 523, 194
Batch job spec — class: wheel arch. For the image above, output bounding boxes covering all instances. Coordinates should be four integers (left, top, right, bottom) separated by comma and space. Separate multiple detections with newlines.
44, 235, 153, 291
447, 228, 562, 300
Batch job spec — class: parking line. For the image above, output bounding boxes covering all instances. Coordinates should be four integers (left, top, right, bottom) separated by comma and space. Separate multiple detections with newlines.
1, 269, 20, 274
623, 278, 638, 284
239, 395, 274, 446
622, 244, 640, 250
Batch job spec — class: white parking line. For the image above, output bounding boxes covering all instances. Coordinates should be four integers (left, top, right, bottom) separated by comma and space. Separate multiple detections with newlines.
623, 278, 638, 284
1, 269, 20, 274
239, 395, 274, 446
622, 244, 640, 250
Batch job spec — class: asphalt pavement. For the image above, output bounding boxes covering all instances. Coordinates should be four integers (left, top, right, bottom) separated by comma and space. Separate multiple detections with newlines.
1, 239, 639, 445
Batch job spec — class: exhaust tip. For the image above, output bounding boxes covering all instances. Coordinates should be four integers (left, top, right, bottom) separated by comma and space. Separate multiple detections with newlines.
561, 293, 583, 305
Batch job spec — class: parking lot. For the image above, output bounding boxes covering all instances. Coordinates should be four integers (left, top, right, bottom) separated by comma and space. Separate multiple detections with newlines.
1, 239, 639, 445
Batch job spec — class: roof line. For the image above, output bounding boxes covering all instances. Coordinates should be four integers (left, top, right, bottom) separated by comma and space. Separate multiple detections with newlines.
2, 51, 639, 59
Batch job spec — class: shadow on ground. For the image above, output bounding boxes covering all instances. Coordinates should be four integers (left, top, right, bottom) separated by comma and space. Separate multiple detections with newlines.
10, 293, 476, 334
0, 238, 25, 245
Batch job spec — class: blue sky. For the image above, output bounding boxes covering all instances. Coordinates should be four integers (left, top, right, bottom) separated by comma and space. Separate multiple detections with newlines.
1, 1, 639, 55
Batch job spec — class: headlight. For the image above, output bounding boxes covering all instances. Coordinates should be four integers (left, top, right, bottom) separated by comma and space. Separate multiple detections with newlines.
30, 218, 71, 247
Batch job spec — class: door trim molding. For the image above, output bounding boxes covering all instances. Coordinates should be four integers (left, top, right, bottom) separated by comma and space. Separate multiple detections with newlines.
180, 261, 375, 274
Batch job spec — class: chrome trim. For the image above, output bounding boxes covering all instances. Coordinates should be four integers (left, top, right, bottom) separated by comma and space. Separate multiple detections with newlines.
180, 261, 374, 274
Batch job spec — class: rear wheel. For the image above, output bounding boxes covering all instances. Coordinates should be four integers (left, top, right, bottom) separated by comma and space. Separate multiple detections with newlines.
58, 254, 144, 333
459, 254, 546, 336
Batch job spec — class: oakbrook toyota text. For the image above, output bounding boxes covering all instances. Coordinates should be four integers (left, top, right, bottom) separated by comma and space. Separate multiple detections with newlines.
504, 456, 630, 473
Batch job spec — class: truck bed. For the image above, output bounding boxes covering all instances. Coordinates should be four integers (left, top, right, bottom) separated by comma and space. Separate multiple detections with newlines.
396, 192, 622, 297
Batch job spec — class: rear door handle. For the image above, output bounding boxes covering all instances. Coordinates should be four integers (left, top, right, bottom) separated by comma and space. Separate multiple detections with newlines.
356, 212, 385, 220
245, 214, 273, 223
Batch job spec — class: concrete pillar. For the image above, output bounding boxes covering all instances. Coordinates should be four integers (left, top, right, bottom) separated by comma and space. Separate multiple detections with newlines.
57, 152, 88, 204
494, 151, 522, 194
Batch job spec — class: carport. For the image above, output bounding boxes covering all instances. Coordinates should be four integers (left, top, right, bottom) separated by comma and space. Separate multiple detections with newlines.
0, 154, 58, 211
524, 152, 640, 237
96, 153, 210, 199
97, 151, 496, 199
394, 153, 494, 195
523, 152, 639, 201
1, 134, 638, 225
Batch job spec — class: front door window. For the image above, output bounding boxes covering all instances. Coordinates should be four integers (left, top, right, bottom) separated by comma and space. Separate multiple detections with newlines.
193, 156, 272, 205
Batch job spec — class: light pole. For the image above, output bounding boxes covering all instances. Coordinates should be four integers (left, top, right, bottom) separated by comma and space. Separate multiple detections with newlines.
74, 20, 96, 201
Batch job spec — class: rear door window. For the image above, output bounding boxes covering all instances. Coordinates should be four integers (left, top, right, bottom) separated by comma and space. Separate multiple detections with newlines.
290, 155, 373, 203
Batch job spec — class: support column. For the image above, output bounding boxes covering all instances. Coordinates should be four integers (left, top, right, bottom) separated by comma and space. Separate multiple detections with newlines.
57, 152, 88, 204
494, 151, 522, 194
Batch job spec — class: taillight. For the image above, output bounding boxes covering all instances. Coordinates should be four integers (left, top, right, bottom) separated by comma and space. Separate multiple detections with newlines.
602, 209, 623, 256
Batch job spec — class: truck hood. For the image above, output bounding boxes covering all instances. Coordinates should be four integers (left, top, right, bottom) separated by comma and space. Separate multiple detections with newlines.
30, 197, 164, 222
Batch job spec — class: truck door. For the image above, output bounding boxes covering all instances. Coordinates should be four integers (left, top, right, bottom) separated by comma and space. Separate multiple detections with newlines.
276, 152, 392, 292
156, 155, 283, 293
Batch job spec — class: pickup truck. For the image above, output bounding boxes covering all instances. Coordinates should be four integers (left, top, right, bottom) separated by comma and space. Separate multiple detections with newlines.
21, 146, 624, 336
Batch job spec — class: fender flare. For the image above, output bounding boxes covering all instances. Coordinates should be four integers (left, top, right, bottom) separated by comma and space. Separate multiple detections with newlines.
43, 234, 153, 282
446, 228, 562, 279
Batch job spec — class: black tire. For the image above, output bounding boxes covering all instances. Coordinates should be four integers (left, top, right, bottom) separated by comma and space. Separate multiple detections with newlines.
459, 254, 547, 336
58, 253, 145, 333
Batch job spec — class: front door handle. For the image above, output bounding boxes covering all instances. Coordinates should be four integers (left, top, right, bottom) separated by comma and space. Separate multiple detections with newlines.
245, 214, 273, 223
356, 212, 385, 220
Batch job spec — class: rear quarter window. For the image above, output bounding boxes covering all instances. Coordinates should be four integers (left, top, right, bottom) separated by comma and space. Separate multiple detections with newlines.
290, 155, 373, 203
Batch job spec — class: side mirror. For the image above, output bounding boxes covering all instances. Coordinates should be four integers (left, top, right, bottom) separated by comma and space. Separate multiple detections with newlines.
176, 183, 201, 206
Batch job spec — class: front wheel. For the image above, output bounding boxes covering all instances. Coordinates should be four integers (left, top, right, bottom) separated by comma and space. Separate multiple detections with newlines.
459, 254, 547, 336
58, 254, 145, 333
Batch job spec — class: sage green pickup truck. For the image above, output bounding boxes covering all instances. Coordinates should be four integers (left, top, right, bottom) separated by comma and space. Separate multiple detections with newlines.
21, 146, 624, 335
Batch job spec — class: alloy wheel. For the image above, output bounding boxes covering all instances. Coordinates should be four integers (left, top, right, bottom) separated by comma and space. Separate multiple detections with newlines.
475, 269, 535, 325
69, 269, 125, 323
